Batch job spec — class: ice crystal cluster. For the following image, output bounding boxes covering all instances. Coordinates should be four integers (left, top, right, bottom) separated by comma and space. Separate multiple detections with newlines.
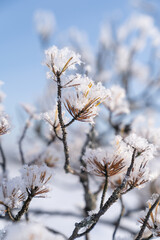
83, 147, 125, 178
83, 133, 155, 189
112, 134, 155, 188
42, 105, 68, 131
140, 194, 160, 237
0, 115, 10, 136
21, 165, 52, 196
64, 77, 111, 123
0, 164, 52, 216
0, 177, 24, 215
45, 45, 82, 77
44, 45, 112, 124
42, 105, 59, 130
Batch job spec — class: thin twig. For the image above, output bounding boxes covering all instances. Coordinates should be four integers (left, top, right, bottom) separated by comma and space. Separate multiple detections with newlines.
64, 107, 87, 128
121, 186, 134, 195
100, 167, 108, 209
19, 116, 32, 165
64, 117, 76, 128
46, 226, 68, 239
0, 140, 6, 173
53, 126, 62, 141
93, 182, 104, 197
79, 126, 97, 212
141, 234, 153, 240
15, 194, 33, 221
78, 126, 96, 240
112, 196, 125, 240
7, 190, 35, 222
6, 207, 16, 221
56, 72, 70, 173
135, 194, 160, 240
18, 116, 33, 221
55, 75, 83, 176
46, 134, 56, 146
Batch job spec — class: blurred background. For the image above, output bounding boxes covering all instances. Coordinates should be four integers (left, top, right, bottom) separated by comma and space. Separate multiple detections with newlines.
1, 0, 159, 126
1, 1, 160, 239
1, 0, 160, 156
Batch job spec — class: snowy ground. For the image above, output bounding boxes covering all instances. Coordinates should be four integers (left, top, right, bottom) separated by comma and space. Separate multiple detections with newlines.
0, 165, 142, 240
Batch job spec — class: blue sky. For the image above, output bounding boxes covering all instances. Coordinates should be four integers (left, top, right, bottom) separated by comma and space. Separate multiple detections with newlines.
1, 0, 158, 127
0, 0, 133, 120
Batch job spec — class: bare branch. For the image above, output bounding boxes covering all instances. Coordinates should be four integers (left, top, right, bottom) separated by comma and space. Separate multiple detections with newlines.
100, 167, 108, 209
46, 226, 68, 239
135, 194, 160, 240
68, 148, 137, 240
19, 116, 33, 165
141, 234, 153, 240
56, 72, 71, 172
0, 140, 6, 173
112, 196, 125, 240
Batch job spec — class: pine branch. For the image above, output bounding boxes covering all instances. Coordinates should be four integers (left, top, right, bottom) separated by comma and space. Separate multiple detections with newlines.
135, 194, 160, 240
112, 196, 125, 240
68, 148, 136, 240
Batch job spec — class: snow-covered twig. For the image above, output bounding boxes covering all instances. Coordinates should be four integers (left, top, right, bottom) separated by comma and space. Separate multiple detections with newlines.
18, 116, 33, 165
68, 148, 136, 240
136, 194, 160, 240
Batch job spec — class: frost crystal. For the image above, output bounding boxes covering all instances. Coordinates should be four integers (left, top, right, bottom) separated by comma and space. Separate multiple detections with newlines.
0, 177, 25, 215
20, 164, 52, 197
42, 105, 59, 130
83, 147, 125, 178
110, 134, 155, 189
139, 194, 160, 237
42, 105, 68, 131
64, 75, 111, 123
125, 133, 151, 152
83, 134, 154, 189
0, 114, 11, 135
105, 85, 129, 115
44, 45, 82, 76
0, 165, 52, 216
